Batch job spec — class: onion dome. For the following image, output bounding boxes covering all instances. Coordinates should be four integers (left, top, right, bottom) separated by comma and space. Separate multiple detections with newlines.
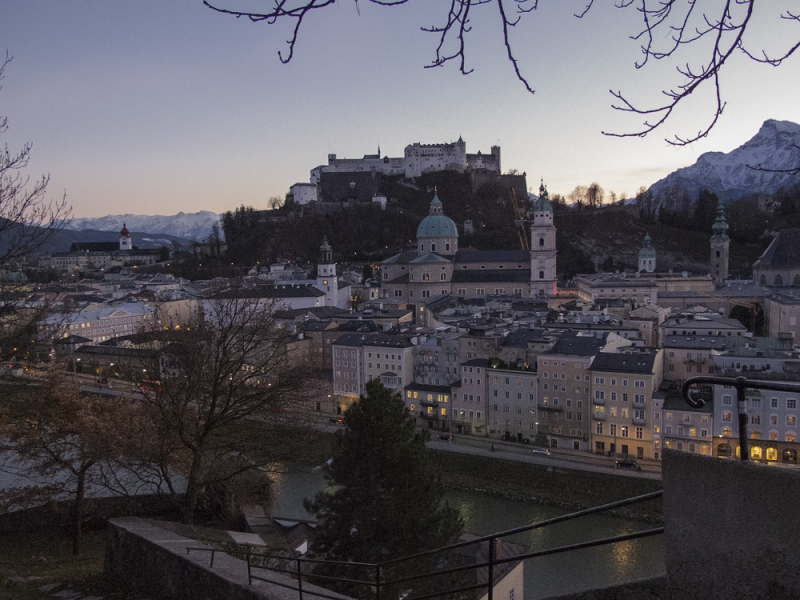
533, 180, 553, 213
711, 204, 730, 240
119, 223, 130, 236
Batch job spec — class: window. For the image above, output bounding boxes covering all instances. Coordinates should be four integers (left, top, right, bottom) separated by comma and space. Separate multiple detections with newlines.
635, 427, 643, 439
722, 427, 731, 438
722, 412, 732, 422
610, 392, 617, 401
771, 398, 779, 409
622, 379, 629, 387
789, 399, 798, 410
594, 377, 605, 385
610, 378, 617, 386
595, 390, 605, 400
771, 415, 778, 426
788, 416, 797, 427
665, 412, 673, 420
635, 380, 645, 388
722, 395, 732, 406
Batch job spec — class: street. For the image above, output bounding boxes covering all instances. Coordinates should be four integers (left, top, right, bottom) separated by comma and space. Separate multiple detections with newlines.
426, 434, 663, 480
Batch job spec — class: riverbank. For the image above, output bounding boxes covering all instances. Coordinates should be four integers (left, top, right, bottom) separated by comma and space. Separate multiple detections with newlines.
429, 451, 664, 523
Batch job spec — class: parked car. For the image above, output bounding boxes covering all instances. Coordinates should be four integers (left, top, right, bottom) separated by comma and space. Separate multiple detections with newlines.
439, 434, 453, 441
616, 458, 641, 471
531, 448, 551, 456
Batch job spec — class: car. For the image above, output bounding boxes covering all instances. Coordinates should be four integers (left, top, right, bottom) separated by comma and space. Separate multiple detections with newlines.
616, 458, 642, 471
439, 434, 453, 441
531, 448, 551, 456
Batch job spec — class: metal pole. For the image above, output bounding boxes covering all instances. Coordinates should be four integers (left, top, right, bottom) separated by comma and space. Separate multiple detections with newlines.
296, 558, 303, 600
247, 552, 252, 585
487, 537, 495, 600
736, 377, 749, 461
375, 563, 381, 600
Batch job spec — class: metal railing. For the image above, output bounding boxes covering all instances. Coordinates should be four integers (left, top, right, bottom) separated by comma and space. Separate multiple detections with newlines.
683, 375, 800, 461
185, 490, 663, 600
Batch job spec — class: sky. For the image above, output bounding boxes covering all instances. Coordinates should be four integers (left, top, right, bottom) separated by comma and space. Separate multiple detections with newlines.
1, 1, 799, 218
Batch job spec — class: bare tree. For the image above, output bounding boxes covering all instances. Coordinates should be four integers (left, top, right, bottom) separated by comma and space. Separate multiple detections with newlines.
1, 53, 71, 360
0, 375, 139, 554
586, 182, 604, 209
136, 292, 317, 524
568, 184, 588, 209
202, 1, 799, 143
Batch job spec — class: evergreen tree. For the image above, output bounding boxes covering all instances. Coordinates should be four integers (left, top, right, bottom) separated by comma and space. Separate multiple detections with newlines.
305, 381, 463, 594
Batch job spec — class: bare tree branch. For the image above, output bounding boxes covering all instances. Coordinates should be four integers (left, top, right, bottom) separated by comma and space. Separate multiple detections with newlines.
202, 1, 800, 144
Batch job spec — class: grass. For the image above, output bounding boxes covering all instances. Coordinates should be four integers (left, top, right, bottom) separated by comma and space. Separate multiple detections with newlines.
0, 526, 167, 600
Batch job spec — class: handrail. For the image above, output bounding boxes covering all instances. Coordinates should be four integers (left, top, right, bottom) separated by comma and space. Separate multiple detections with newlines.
187, 489, 664, 600
683, 375, 800, 461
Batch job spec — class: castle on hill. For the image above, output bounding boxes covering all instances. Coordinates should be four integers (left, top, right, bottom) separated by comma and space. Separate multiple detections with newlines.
291, 138, 502, 205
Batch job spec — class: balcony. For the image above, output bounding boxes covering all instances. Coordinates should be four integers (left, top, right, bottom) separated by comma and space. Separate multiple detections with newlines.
633, 399, 646, 408
593, 397, 605, 406
633, 416, 646, 425
684, 356, 706, 364
592, 412, 606, 421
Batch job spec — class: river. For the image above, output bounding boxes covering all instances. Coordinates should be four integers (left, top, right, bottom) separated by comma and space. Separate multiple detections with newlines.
269, 466, 665, 600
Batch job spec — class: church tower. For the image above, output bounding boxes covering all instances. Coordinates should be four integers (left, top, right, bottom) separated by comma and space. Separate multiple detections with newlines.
119, 223, 132, 251
317, 237, 339, 306
710, 204, 730, 281
529, 181, 557, 298
638, 234, 656, 273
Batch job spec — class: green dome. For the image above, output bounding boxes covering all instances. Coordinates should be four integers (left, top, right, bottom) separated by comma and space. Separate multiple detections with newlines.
638, 234, 656, 259
417, 193, 458, 238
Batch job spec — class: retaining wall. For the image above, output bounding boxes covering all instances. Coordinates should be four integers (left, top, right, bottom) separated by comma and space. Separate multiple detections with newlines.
662, 449, 800, 599
106, 517, 349, 600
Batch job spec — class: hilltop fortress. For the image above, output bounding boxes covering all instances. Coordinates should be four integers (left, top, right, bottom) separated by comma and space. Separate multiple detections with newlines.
292, 138, 502, 205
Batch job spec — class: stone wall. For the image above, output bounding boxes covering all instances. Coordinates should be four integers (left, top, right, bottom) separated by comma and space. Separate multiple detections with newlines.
662, 449, 800, 599
106, 517, 350, 600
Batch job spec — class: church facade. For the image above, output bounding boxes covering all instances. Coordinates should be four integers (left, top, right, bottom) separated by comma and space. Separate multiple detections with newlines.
380, 186, 557, 301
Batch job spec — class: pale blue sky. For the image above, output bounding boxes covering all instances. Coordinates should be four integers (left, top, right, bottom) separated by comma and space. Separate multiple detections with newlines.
2, 1, 799, 217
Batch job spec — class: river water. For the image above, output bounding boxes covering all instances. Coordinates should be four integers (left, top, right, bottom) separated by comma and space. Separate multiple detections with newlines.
269, 466, 665, 600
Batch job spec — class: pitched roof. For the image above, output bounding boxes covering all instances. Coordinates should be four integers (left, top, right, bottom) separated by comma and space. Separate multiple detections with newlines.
589, 352, 657, 374
754, 228, 800, 270
451, 270, 531, 283
545, 330, 609, 356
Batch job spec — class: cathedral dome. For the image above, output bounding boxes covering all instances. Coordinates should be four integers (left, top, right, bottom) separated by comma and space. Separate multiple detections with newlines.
416, 193, 458, 238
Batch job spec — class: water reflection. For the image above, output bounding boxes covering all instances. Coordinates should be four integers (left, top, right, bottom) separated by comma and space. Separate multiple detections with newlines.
270, 467, 665, 600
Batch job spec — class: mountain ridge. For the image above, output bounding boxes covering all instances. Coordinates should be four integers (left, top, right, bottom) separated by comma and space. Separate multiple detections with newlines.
648, 119, 800, 203
65, 210, 220, 241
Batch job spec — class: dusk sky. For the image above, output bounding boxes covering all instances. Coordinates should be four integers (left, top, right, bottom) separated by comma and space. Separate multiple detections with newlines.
2, 1, 799, 218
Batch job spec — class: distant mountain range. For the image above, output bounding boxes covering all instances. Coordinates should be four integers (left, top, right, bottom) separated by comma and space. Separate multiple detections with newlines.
64, 211, 220, 241
648, 119, 800, 203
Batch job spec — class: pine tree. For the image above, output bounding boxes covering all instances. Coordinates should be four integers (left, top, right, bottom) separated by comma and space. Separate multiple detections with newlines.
305, 381, 463, 595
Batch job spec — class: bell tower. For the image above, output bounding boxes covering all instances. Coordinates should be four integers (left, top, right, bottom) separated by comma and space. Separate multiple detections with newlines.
119, 223, 132, 251
317, 236, 339, 306
529, 181, 557, 298
710, 204, 730, 281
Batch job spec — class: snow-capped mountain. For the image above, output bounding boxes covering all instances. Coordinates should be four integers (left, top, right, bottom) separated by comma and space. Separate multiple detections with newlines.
648, 119, 800, 203
65, 211, 220, 241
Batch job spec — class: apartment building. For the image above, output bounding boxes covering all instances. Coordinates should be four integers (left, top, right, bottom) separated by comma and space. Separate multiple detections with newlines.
404, 383, 453, 432
537, 331, 632, 450
589, 349, 664, 460
452, 359, 489, 435
659, 385, 714, 458
487, 367, 538, 442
